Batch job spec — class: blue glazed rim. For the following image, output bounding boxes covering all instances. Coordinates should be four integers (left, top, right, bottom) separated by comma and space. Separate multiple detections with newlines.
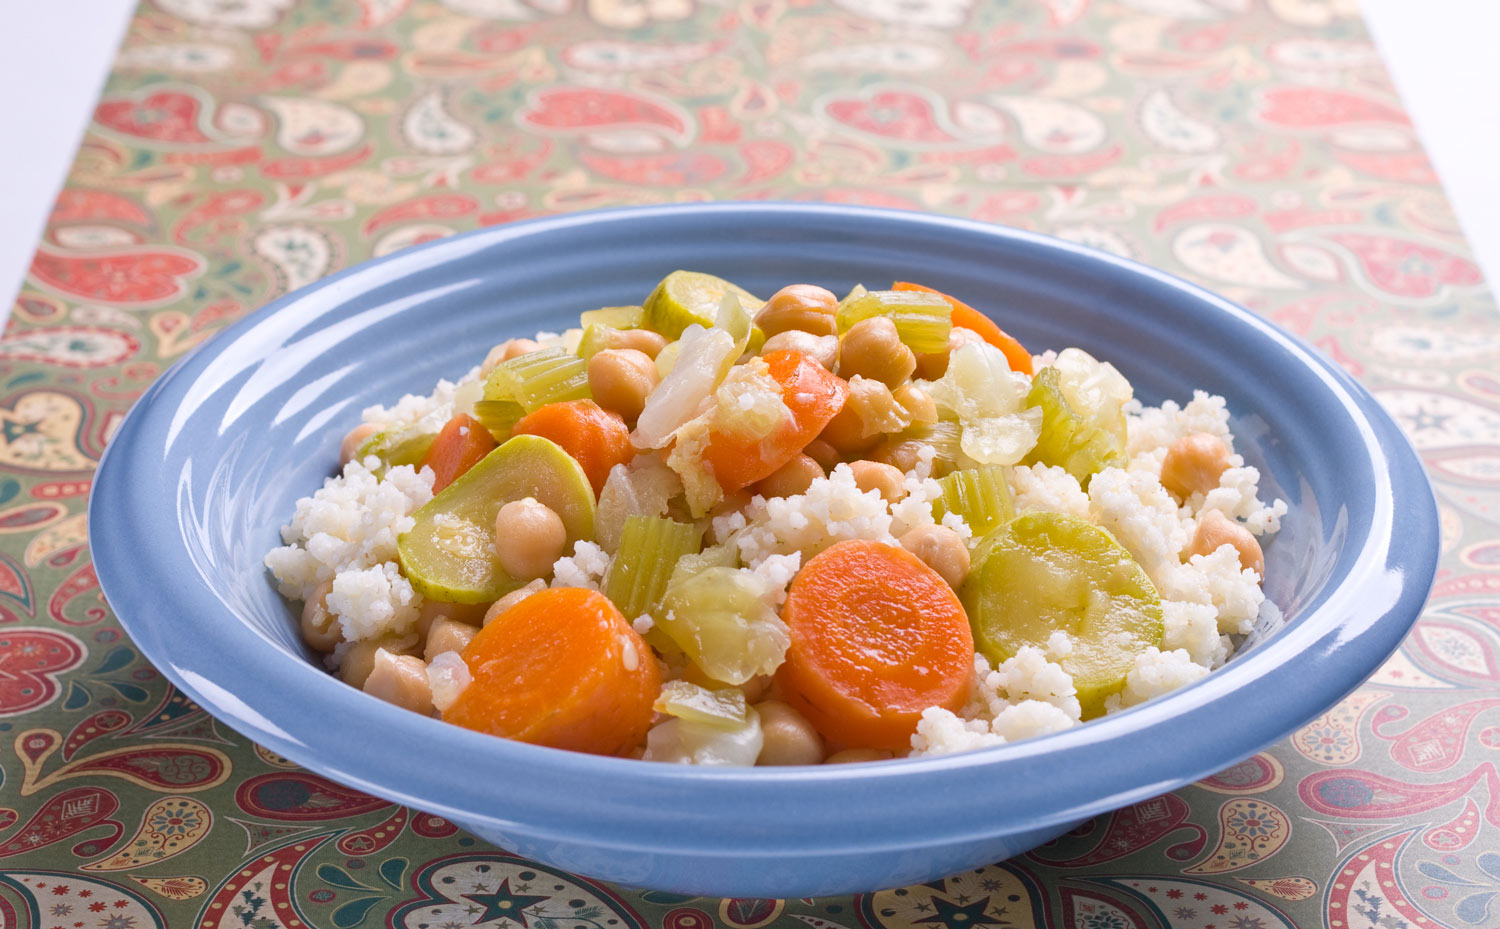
90, 203, 1438, 868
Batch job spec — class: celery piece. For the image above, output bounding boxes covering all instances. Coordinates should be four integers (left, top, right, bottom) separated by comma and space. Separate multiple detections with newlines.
471, 399, 524, 440
653, 679, 747, 729
658, 566, 788, 685
602, 515, 702, 621
870, 420, 970, 478
1023, 365, 1126, 486
836, 289, 952, 355
357, 425, 437, 471
932, 467, 1015, 538
483, 346, 590, 413
643, 270, 764, 340
580, 305, 644, 331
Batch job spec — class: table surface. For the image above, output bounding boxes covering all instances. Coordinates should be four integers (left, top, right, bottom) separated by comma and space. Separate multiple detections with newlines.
1, 1, 1499, 927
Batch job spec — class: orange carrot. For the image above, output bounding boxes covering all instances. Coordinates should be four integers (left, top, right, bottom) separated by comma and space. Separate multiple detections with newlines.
511, 399, 633, 497
893, 281, 1034, 375
775, 540, 973, 751
702, 349, 851, 493
419, 413, 498, 493
444, 587, 660, 756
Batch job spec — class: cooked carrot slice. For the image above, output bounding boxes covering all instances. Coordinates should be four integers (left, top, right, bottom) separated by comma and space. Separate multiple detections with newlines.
419, 413, 498, 493
511, 399, 633, 497
893, 281, 1033, 375
775, 539, 973, 752
702, 349, 851, 493
444, 588, 660, 756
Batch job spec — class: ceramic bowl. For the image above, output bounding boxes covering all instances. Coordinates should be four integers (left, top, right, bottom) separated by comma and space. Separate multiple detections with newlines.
89, 203, 1438, 896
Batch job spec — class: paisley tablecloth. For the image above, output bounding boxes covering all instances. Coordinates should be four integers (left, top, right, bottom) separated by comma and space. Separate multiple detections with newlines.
4, 0, 1498, 925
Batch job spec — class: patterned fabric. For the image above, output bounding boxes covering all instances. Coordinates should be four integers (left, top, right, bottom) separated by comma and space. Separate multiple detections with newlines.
3, 0, 1498, 925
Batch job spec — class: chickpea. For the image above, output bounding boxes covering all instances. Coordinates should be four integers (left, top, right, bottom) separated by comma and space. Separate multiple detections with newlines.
363, 648, 435, 715
839, 317, 916, 388
756, 453, 824, 499
493, 498, 567, 581
893, 383, 938, 424
340, 423, 380, 467
803, 439, 842, 472
340, 636, 416, 689
1187, 509, 1264, 578
755, 284, 838, 338
1160, 432, 1233, 501
481, 337, 541, 376
899, 525, 971, 588
761, 330, 839, 370
755, 700, 825, 765
821, 377, 908, 454
425, 618, 479, 659
914, 327, 983, 381
849, 460, 907, 502
608, 328, 669, 358
415, 598, 485, 637
589, 348, 659, 421
299, 579, 341, 653
819, 402, 879, 455
825, 748, 893, 764
738, 675, 772, 704
483, 579, 546, 626
870, 438, 928, 476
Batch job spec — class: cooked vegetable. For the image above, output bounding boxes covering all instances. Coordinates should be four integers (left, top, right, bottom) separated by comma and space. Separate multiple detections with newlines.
1023, 363, 1127, 485
835, 289, 952, 355
358, 420, 440, 472
701, 349, 851, 493
657, 565, 788, 685
776, 540, 973, 751
418, 413, 498, 493
643, 270, 764, 340
961, 512, 1163, 718
601, 515, 702, 621
482, 346, 590, 433
644, 705, 763, 765
511, 399, 633, 497
932, 467, 1014, 538
580, 305, 644, 331
398, 435, 595, 603
893, 281, 1033, 375
444, 588, 659, 755
653, 679, 748, 729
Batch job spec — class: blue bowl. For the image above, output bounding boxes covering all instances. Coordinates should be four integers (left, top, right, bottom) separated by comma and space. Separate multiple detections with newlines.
89, 203, 1438, 896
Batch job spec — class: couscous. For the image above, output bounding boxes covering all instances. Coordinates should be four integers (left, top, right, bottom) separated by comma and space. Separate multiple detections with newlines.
265, 272, 1285, 764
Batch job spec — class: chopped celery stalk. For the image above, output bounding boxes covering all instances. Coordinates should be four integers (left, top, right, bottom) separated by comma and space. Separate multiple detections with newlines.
397, 435, 595, 603
960, 512, 1162, 719
870, 420, 969, 477
483, 346, 590, 412
1023, 365, 1126, 485
643, 270, 764, 340
653, 680, 747, 729
657, 566, 788, 685
932, 467, 1014, 538
471, 399, 524, 440
836, 289, 952, 354
580, 305, 644, 330
601, 515, 702, 621
837, 283, 868, 312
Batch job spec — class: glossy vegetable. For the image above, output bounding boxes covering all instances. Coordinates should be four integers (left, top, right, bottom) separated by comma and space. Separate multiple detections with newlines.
1023, 365, 1126, 485
961, 512, 1163, 718
643, 270, 763, 340
418, 413, 498, 494
776, 540, 974, 751
932, 467, 1014, 538
481, 347, 591, 439
601, 515, 702, 621
657, 566, 788, 686
511, 399, 633, 497
444, 588, 659, 755
398, 435, 595, 603
893, 281, 1033, 375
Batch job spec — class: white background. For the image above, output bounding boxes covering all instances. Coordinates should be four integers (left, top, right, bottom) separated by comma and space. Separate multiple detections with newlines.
2, 0, 1496, 318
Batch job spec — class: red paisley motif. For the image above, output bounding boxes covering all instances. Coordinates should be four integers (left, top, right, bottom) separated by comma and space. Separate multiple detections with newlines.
1325, 233, 1483, 299
580, 152, 726, 186
29, 247, 205, 306
363, 194, 480, 236
1259, 87, 1409, 127
49, 190, 150, 227
95, 90, 212, 144
0, 628, 85, 716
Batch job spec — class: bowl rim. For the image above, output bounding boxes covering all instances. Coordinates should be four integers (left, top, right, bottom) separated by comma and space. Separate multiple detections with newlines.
89, 201, 1439, 855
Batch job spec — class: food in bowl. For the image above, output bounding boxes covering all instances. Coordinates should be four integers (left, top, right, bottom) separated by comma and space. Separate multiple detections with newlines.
265, 272, 1285, 765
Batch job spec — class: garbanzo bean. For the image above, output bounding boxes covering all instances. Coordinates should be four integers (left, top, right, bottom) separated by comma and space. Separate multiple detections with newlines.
826, 748, 893, 764
755, 699, 825, 765
755, 453, 824, 499
914, 326, 983, 381
340, 636, 416, 689
363, 648, 435, 715
803, 439, 842, 472
1160, 432, 1232, 500
299, 579, 341, 652
589, 348, 659, 422
1187, 509, 1264, 578
483, 579, 546, 626
819, 402, 879, 455
893, 383, 938, 424
849, 459, 907, 502
755, 284, 838, 338
608, 328, 669, 358
480, 337, 541, 376
899, 524, 971, 588
340, 423, 379, 467
425, 618, 479, 659
839, 316, 916, 388
493, 498, 567, 581
762, 329, 839, 370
